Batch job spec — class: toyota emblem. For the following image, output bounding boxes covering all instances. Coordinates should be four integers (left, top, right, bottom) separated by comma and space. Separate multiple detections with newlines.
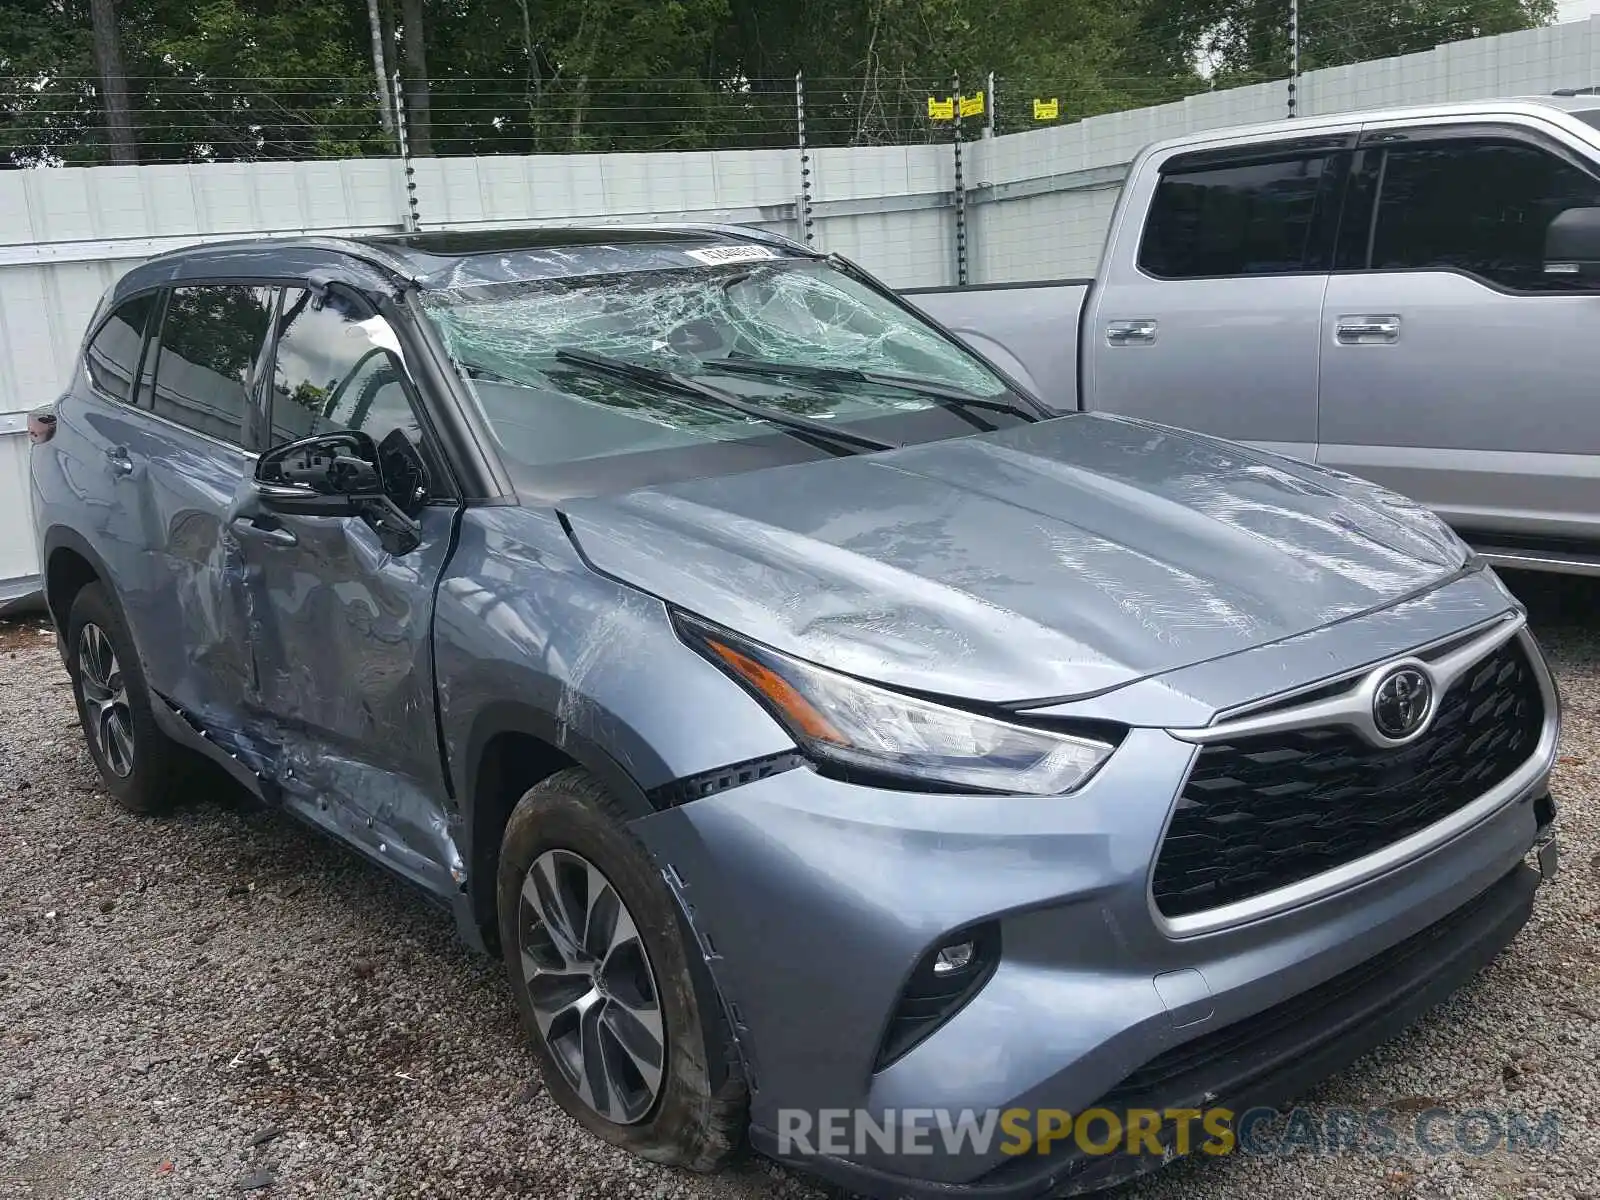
1373, 666, 1433, 740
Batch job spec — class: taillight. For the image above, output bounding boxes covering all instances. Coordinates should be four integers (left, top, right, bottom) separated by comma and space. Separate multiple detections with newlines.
27, 410, 56, 444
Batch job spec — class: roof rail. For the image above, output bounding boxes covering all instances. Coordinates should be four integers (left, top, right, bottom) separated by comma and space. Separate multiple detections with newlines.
141, 233, 421, 283
607, 221, 820, 257
1553, 86, 1600, 97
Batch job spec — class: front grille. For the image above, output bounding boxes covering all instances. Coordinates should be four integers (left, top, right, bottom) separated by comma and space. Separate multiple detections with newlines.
1153, 637, 1544, 918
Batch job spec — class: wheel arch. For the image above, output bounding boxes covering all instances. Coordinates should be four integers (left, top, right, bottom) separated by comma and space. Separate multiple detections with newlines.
469, 704, 748, 1100
40, 528, 130, 660
462, 699, 657, 952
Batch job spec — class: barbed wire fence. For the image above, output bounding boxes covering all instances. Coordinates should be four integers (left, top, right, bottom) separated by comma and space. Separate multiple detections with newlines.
2, 70, 1274, 166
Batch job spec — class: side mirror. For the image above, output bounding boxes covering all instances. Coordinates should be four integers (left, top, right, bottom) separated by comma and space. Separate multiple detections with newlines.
255, 432, 383, 517
254, 431, 425, 556
1544, 207, 1600, 283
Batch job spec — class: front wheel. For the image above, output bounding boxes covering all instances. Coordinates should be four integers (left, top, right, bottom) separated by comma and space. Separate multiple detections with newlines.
497, 767, 746, 1170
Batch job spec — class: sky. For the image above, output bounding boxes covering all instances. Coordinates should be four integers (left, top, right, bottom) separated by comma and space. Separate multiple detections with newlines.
1560, 0, 1600, 20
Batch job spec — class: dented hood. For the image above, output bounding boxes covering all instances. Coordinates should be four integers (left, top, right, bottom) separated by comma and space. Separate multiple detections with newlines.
558, 414, 1468, 704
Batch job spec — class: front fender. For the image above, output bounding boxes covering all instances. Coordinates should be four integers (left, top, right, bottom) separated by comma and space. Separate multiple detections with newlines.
434, 505, 796, 808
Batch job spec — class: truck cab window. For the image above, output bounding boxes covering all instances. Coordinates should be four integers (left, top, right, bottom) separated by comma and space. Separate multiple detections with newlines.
1139, 154, 1333, 279
1366, 139, 1600, 290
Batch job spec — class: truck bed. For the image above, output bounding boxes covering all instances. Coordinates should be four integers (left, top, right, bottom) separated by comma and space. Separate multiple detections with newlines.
902, 280, 1090, 413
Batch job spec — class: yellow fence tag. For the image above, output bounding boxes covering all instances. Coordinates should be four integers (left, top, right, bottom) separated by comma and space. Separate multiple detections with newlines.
927, 96, 955, 120
1033, 98, 1060, 120
959, 92, 985, 118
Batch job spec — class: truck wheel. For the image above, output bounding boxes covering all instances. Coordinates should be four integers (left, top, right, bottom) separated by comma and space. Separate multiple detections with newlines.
66, 583, 190, 814
497, 767, 746, 1170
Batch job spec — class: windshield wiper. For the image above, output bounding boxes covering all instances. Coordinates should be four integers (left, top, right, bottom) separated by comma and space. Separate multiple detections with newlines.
553, 347, 897, 454
461, 362, 522, 385
703, 356, 1042, 422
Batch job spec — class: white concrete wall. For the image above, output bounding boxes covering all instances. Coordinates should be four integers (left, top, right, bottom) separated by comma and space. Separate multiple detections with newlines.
0, 427, 32, 603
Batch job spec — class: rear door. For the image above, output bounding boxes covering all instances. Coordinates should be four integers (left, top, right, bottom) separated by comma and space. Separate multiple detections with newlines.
1317, 121, 1600, 543
126, 284, 276, 727
235, 285, 463, 894
67, 291, 163, 631
1084, 135, 1351, 462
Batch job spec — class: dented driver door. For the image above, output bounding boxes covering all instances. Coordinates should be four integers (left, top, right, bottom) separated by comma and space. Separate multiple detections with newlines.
124, 285, 276, 730
235, 288, 465, 898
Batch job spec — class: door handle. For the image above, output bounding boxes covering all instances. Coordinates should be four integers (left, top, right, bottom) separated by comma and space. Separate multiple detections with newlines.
1335, 315, 1401, 344
104, 447, 134, 477
1106, 319, 1158, 346
230, 515, 298, 547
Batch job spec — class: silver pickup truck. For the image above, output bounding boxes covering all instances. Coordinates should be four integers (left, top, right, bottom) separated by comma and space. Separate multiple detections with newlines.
910, 95, 1600, 575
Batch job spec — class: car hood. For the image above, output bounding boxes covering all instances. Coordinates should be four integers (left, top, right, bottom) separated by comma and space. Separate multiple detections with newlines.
559, 414, 1469, 704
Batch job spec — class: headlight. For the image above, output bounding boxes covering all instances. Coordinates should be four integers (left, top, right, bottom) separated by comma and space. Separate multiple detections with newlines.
675, 613, 1114, 795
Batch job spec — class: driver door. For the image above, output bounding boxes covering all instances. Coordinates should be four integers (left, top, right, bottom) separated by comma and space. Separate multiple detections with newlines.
235, 285, 464, 895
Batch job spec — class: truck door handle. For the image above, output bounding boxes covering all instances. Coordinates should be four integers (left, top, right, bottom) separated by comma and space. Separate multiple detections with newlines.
230, 515, 298, 547
1106, 319, 1158, 346
104, 447, 134, 477
1335, 315, 1401, 344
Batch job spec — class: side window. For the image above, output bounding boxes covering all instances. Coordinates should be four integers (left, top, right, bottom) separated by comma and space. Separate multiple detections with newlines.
1367, 139, 1600, 290
268, 288, 423, 448
147, 286, 275, 444
1139, 153, 1334, 279
84, 293, 159, 403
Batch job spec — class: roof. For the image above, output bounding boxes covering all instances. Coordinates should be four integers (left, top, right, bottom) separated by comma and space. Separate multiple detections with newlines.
110, 222, 815, 305
1136, 95, 1600, 161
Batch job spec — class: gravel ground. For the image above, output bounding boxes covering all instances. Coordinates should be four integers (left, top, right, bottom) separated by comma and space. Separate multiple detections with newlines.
0, 572, 1596, 1200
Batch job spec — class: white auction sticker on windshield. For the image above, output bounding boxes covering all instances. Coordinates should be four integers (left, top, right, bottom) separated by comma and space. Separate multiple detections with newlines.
684, 244, 778, 265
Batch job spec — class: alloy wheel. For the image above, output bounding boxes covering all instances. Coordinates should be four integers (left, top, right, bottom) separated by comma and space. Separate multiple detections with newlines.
77, 622, 134, 778
518, 848, 666, 1124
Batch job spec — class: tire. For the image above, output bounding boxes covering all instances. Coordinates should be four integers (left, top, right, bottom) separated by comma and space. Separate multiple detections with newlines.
66, 582, 191, 814
497, 767, 746, 1171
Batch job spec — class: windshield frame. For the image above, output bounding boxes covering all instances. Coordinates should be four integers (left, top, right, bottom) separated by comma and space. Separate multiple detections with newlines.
414, 250, 1051, 503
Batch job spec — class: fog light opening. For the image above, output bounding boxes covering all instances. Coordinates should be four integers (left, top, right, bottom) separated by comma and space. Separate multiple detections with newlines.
933, 941, 976, 976
873, 921, 1001, 1071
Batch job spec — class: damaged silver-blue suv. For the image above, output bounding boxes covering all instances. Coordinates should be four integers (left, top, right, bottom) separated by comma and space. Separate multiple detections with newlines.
29, 225, 1561, 1197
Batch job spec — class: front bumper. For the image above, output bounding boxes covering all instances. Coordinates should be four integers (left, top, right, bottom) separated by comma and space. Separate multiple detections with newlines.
758, 860, 1544, 1199
629, 607, 1559, 1197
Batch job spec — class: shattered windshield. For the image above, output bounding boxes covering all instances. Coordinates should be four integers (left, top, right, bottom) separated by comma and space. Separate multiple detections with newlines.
420, 258, 1014, 472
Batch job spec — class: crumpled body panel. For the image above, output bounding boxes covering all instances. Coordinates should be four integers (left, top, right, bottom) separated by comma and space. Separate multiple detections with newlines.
229, 493, 465, 896
562, 413, 1468, 704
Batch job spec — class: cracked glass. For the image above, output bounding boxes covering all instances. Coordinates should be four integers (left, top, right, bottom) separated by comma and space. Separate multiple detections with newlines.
421, 259, 1011, 468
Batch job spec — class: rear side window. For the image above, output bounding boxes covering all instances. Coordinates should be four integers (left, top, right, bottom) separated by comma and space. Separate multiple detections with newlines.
1365, 139, 1600, 290
1139, 154, 1333, 279
84, 294, 158, 403
147, 286, 275, 445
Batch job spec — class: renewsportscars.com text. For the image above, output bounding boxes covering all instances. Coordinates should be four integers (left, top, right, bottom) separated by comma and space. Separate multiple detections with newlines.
775, 1105, 1562, 1159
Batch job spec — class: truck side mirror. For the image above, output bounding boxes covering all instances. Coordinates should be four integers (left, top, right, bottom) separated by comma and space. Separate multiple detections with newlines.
1543, 206, 1600, 284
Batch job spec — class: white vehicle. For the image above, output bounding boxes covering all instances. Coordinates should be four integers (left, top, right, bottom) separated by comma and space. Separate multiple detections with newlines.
911, 94, 1600, 574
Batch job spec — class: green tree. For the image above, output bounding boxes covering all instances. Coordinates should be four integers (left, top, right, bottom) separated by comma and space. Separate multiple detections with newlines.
89, 0, 137, 162
3, 0, 387, 164
1132, 0, 1555, 88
